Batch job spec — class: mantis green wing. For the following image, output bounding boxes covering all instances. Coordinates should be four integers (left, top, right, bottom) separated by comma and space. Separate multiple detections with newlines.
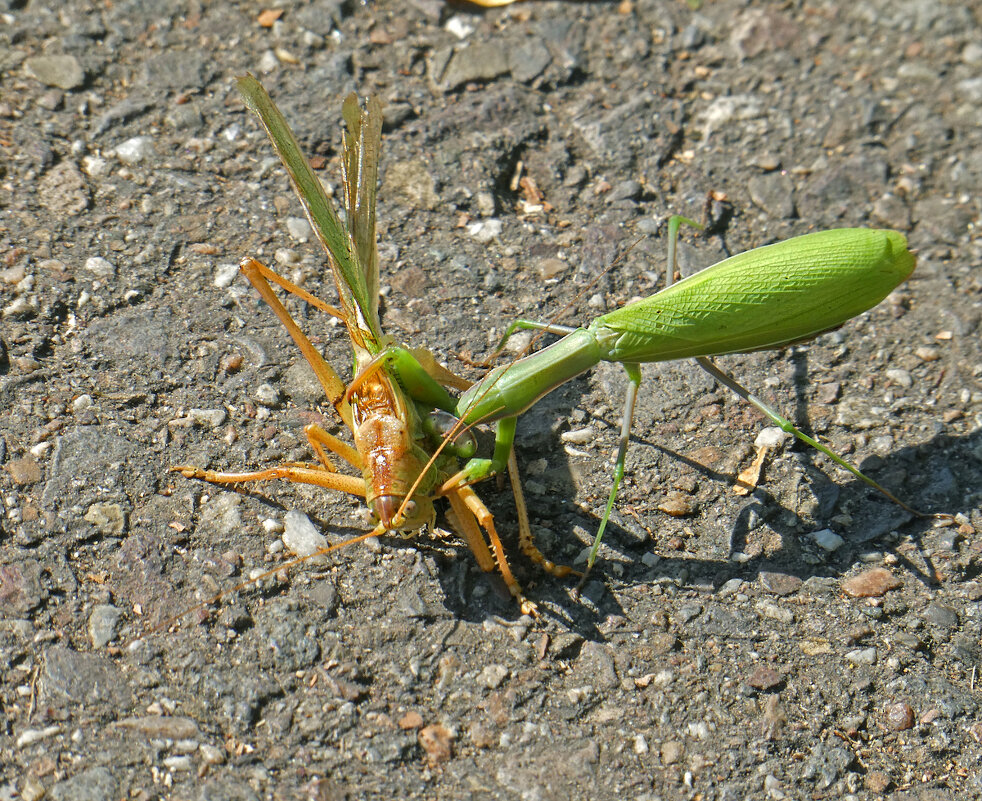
598, 228, 914, 362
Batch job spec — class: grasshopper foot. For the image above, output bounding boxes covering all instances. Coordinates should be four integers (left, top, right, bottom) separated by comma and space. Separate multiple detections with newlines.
170, 465, 204, 479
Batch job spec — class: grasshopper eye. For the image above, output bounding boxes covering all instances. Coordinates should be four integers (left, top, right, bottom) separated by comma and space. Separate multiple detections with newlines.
373, 495, 421, 531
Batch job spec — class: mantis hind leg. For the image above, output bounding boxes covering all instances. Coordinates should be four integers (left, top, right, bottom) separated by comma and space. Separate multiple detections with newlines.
694, 357, 931, 517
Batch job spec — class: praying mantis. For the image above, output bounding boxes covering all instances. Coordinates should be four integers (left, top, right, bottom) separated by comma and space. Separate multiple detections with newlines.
421, 221, 917, 575
172, 76, 551, 615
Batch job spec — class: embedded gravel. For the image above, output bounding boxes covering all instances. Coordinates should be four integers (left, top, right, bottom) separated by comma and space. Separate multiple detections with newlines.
1, 1, 981, 799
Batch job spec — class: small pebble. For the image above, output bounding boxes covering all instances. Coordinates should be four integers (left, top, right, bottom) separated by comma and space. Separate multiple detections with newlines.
885, 368, 913, 389
16, 726, 61, 748
213, 263, 240, 288
759, 571, 802, 596
254, 383, 281, 406
115, 715, 200, 739
467, 219, 503, 243
660, 740, 683, 765
399, 711, 424, 730
0, 265, 26, 285
865, 771, 892, 793
418, 724, 453, 764
844, 647, 877, 665
24, 54, 85, 89
274, 248, 300, 266
258, 50, 279, 74
746, 665, 783, 690
587, 293, 606, 310
800, 638, 833, 656
115, 136, 155, 164
29, 442, 51, 458
841, 568, 901, 598
922, 603, 959, 628
607, 179, 642, 202
657, 494, 692, 517
84, 257, 116, 278
882, 702, 914, 731
754, 427, 790, 449
811, 529, 845, 552
560, 427, 595, 445
3, 297, 36, 319
755, 601, 793, 623
282, 510, 328, 557
262, 517, 285, 534
162, 755, 192, 771
286, 216, 312, 242
445, 16, 475, 39
870, 435, 894, 456
537, 258, 567, 280
479, 664, 509, 689
189, 408, 227, 428
717, 578, 744, 596
83, 502, 126, 535
82, 156, 109, 177
88, 604, 123, 648
6, 457, 41, 486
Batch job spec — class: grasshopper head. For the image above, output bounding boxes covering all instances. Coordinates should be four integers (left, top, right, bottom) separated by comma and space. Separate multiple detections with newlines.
372, 494, 435, 535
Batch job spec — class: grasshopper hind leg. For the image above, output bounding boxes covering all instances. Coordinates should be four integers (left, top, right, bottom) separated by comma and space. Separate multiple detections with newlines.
444, 486, 538, 616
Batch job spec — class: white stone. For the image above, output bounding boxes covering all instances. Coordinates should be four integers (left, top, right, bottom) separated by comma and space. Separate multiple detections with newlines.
282, 510, 328, 557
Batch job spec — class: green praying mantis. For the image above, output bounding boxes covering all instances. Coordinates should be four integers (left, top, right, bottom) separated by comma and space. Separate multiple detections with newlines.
177, 76, 921, 616
395, 222, 918, 580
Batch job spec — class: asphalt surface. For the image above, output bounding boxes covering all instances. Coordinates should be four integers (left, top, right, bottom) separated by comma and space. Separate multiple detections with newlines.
1, 0, 980, 798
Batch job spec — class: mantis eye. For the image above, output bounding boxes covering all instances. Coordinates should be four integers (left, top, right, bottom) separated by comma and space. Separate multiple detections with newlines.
424, 410, 477, 458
